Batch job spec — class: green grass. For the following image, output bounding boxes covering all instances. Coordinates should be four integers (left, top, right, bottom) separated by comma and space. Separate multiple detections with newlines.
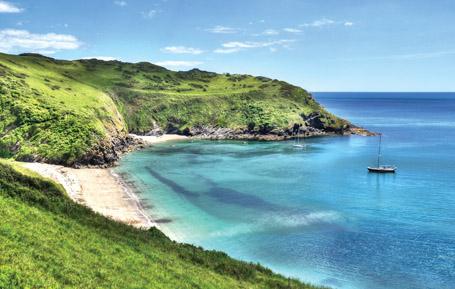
0, 159, 326, 289
0, 53, 126, 165
0, 52, 350, 166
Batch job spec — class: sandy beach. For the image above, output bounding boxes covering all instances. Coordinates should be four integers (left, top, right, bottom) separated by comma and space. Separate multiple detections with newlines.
21, 134, 187, 230
130, 133, 188, 145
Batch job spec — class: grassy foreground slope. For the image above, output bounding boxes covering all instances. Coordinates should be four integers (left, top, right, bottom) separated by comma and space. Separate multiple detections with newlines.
0, 160, 324, 289
0, 52, 355, 166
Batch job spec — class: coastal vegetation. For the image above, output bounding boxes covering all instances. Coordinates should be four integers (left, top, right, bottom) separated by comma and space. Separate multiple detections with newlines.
0, 52, 353, 166
0, 159, 324, 289
0, 52, 350, 288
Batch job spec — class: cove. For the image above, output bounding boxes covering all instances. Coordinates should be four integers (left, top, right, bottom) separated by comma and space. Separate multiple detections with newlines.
115, 93, 455, 289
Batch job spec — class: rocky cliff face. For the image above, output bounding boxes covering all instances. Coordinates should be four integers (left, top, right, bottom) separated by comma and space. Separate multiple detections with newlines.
142, 110, 373, 140
141, 119, 372, 142
14, 134, 142, 168
74, 135, 142, 168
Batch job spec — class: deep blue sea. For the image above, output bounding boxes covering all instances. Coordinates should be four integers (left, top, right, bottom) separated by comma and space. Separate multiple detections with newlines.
115, 93, 455, 289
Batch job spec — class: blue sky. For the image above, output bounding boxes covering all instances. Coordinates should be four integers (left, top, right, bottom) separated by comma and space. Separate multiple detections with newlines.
0, 0, 454, 91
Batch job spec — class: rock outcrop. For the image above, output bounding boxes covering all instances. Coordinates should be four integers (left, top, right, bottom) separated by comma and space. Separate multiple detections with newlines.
75, 135, 143, 168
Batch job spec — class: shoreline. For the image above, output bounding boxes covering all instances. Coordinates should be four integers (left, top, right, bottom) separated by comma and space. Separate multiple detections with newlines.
21, 134, 187, 236
18, 131, 366, 240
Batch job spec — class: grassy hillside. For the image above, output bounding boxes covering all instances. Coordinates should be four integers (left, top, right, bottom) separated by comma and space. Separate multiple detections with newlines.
0, 53, 127, 166
0, 159, 325, 289
0, 52, 353, 166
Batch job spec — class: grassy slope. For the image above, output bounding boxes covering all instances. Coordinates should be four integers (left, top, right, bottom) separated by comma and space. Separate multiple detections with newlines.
0, 53, 126, 165
0, 160, 325, 289
0, 53, 349, 165
73, 58, 347, 134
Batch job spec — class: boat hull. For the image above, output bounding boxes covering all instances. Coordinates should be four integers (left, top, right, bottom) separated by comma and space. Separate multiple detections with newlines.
368, 167, 396, 173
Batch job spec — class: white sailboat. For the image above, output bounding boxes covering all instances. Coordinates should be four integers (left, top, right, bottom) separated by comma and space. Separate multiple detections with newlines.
368, 133, 396, 173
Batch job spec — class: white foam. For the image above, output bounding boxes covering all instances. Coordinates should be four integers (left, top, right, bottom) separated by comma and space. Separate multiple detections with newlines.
207, 210, 342, 238
267, 210, 342, 228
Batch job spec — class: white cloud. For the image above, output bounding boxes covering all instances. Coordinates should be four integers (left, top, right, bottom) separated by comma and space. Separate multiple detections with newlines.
0, 29, 81, 53
283, 27, 302, 33
0, 1, 22, 13
261, 29, 279, 35
300, 18, 336, 28
82, 56, 118, 61
154, 60, 203, 69
142, 9, 157, 19
222, 42, 260, 49
32, 50, 56, 55
299, 18, 354, 29
206, 25, 239, 34
214, 39, 295, 54
114, 1, 127, 7
161, 46, 203, 55
214, 48, 242, 54
40, 50, 57, 54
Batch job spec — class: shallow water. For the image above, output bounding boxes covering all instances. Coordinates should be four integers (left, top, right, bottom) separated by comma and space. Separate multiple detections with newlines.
115, 93, 455, 289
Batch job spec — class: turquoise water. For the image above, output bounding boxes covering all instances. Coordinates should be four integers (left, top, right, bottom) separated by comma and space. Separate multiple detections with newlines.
115, 93, 455, 289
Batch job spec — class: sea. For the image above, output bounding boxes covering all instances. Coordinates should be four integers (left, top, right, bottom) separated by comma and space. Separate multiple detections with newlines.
114, 92, 455, 289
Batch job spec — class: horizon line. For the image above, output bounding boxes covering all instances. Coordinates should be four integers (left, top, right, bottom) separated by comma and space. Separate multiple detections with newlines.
312, 91, 455, 93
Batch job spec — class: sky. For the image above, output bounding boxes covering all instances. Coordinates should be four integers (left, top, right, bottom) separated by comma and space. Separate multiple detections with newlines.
0, 0, 454, 92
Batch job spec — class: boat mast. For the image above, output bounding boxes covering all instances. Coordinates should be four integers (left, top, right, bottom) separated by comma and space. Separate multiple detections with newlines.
297, 126, 300, 144
377, 133, 382, 167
